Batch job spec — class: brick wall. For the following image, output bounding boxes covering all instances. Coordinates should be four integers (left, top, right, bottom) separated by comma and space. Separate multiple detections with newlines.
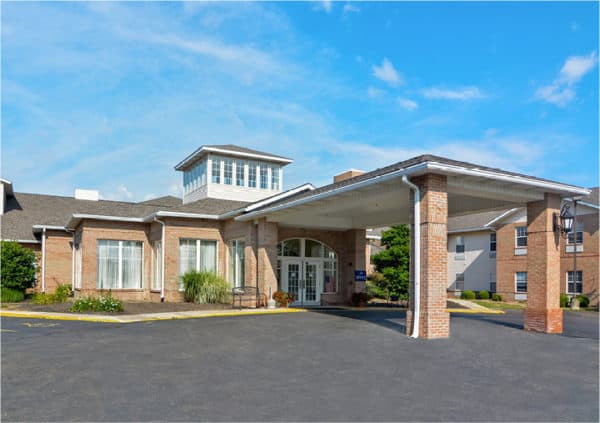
42, 231, 73, 293
496, 208, 599, 305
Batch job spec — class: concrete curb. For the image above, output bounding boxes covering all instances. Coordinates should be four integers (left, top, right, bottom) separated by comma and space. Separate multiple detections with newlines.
446, 308, 505, 314
0, 307, 306, 323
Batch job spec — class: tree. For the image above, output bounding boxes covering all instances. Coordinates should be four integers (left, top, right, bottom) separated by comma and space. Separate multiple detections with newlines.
1, 241, 38, 292
371, 225, 410, 300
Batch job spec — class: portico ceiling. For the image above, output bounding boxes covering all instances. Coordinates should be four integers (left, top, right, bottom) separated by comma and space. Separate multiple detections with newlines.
235, 155, 590, 230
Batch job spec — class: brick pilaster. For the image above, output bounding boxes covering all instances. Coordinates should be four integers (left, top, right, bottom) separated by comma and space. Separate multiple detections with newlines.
524, 193, 563, 333
406, 173, 450, 339
257, 218, 278, 299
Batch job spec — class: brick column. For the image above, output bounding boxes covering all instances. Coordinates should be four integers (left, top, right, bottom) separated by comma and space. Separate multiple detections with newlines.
257, 218, 278, 299
348, 229, 367, 299
524, 193, 563, 333
406, 174, 450, 339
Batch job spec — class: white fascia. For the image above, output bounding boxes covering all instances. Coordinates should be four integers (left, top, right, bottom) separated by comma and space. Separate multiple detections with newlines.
154, 211, 220, 220
365, 234, 382, 240
65, 214, 148, 230
235, 163, 430, 222
3, 239, 41, 244
425, 163, 591, 196
175, 147, 292, 170
32, 224, 68, 232
483, 208, 521, 228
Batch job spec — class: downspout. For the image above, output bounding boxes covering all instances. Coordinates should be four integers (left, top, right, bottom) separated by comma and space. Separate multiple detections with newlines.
67, 229, 76, 293
401, 175, 420, 339
154, 217, 166, 302
41, 227, 47, 293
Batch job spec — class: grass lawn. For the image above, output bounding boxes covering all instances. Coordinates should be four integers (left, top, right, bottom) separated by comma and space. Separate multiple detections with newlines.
471, 300, 526, 310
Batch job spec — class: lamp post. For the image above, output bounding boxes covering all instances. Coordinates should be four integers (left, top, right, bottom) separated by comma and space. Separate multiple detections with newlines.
554, 202, 578, 308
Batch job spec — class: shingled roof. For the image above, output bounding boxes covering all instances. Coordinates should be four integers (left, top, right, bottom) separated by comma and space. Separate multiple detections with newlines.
174, 144, 293, 170
0, 193, 249, 242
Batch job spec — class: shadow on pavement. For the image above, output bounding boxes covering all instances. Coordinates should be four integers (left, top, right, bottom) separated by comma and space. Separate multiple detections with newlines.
307, 308, 408, 334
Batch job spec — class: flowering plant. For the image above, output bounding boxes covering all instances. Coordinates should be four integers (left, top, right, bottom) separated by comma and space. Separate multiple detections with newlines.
272, 290, 294, 307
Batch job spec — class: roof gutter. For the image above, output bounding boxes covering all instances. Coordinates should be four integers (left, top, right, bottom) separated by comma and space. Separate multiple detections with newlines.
235, 162, 430, 221
447, 227, 494, 234
401, 175, 420, 339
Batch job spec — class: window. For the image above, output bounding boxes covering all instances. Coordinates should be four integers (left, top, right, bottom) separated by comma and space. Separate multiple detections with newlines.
178, 239, 218, 290
183, 160, 207, 194
271, 166, 280, 190
455, 236, 465, 259
515, 226, 527, 247
229, 240, 245, 288
211, 158, 221, 184
236, 160, 245, 186
490, 233, 496, 252
248, 163, 257, 188
455, 273, 465, 291
515, 272, 527, 293
97, 240, 143, 289
567, 271, 583, 294
151, 241, 162, 291
74, 244, 82, 289
223, 159, 233, 185
567, 222, 584, 245
260, 165, 269, 189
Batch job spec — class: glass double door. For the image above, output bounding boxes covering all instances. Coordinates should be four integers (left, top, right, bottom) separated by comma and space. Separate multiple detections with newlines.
281, 259, 322, 306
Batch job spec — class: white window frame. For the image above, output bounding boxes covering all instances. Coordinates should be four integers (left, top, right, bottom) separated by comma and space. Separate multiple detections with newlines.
74, 243, 82, 290
97, 240, 144, 290
454, 236, 465, 260
566, 271, 583, 294
223, 158, 233, 185
271, 165, 280, 190
455, 273, 465, 291
228, 239, 245, 288
515, 272, 527, 293
235, 160, 245, 187
489, 233, 496, 252
248, 162, 257, 188
151, 241, 162, 292
211, 157, 221, 184
259, 165, 269, 189
178, 239, 219, 291
515, 226, 527, 248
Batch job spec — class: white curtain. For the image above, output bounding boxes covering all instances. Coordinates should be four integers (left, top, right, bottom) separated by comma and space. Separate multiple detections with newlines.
97, 240, 119, 289
179, 240, 197, 289
122, 241, 142, 289
200, 240, 217, 273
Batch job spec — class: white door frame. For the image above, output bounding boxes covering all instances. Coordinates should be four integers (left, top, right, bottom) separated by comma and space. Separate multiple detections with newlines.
280, 258, 322, 306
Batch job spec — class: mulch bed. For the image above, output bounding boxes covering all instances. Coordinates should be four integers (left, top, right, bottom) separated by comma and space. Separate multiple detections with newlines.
3, 300, 233, 315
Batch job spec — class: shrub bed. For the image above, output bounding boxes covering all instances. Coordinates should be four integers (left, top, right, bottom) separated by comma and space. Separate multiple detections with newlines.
1, 287, 25, 303
491, 293, 503, 302
68, 292, 123, 313
183, 271, 228, 304
576, 295, 590, 308
560, 293, 569, 308
32, 284, 72, 304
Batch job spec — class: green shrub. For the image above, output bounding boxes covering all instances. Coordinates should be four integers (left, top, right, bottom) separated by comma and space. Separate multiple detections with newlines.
183, 271, 228, 304
560, 293, 569, 308
576, 295, 590, 308
68, 292, 123, 313
32, 292, 56, 305
460, 290, 475, 300
1, 287, 25, 303
54, 284, 71, 302
477, 290, 490, 300
366, 280, 388, 299
1, 241, 38, 291
491, 293, 503, 302
31, 284, 72, 304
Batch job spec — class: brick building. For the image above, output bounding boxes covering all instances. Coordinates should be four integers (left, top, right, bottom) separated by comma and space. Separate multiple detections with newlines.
1, 145, 594, 338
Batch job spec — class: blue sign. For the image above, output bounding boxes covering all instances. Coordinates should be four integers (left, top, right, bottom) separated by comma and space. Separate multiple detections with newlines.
355, 270, 367, 281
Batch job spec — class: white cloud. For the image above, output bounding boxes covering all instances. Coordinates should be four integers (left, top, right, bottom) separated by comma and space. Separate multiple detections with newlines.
421, 86, 484, 100
372, 58, 402, 86
343, 4, 360, 14
367, 87, 385, 98
535, 51, 597, 106
314, 0, 332, 13
397, 98, 418, 111
105, 184, 134, 201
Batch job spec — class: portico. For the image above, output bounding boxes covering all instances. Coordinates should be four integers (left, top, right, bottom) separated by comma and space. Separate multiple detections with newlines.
236, 155, 590, 339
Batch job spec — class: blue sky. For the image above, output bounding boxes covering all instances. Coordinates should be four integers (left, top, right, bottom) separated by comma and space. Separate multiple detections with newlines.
2, 1, 598, 201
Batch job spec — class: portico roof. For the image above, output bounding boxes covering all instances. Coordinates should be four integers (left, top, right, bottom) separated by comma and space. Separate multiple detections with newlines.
235, 154, 591, 230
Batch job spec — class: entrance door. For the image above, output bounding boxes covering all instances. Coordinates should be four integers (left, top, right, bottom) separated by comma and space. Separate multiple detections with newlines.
281, 259, 322, 306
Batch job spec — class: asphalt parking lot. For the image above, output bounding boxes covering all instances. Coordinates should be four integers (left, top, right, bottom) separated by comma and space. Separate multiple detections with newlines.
2, 309, 598, 422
